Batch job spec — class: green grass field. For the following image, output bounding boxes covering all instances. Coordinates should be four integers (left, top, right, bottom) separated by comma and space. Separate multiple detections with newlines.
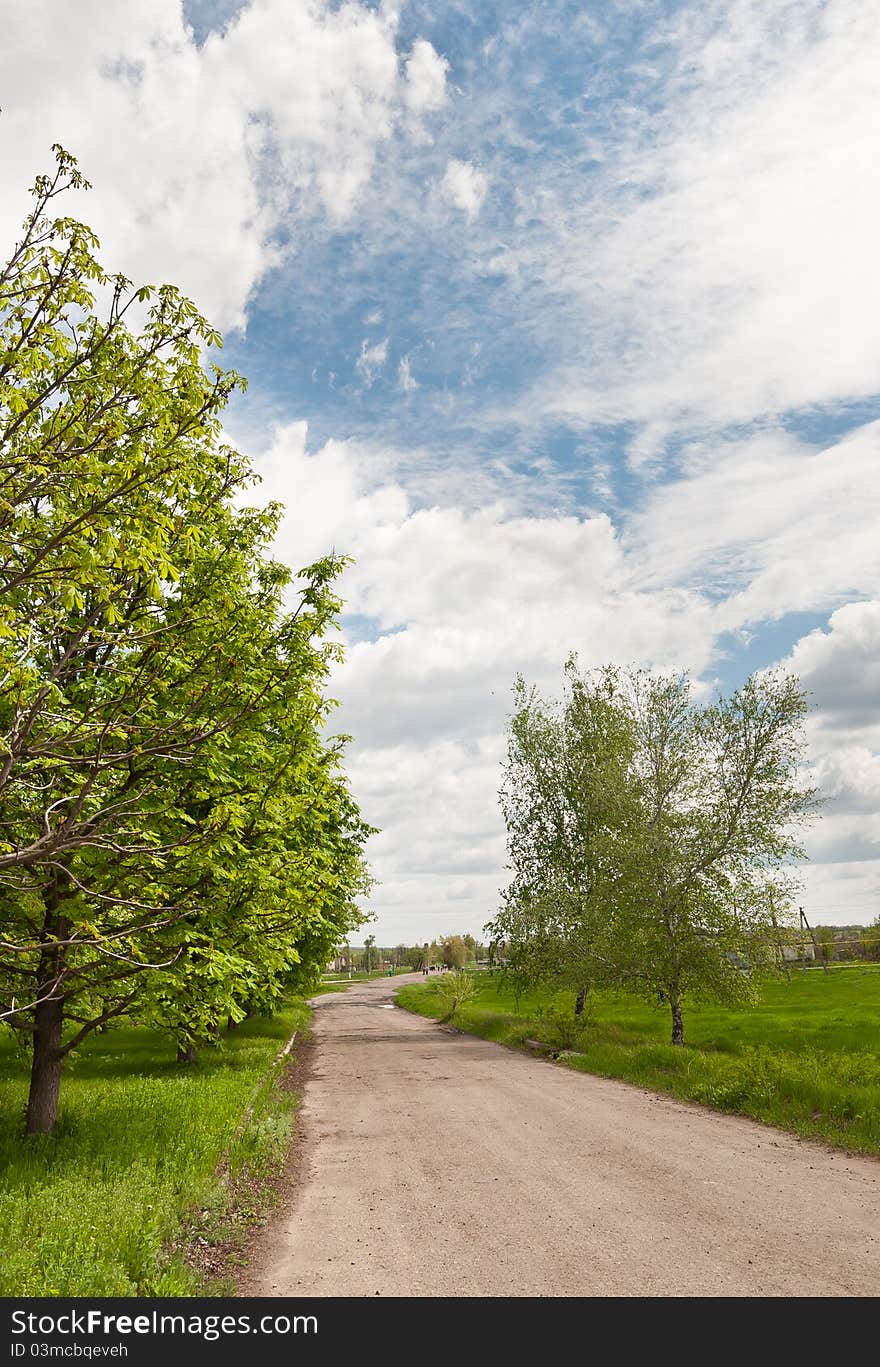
0, 1003, 308, 1296
397, 967, 880, 1155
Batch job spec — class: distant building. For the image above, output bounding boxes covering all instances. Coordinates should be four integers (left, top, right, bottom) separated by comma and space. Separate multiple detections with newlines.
779, 937, 815, 963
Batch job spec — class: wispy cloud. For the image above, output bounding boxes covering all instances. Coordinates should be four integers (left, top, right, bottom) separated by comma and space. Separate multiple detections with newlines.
398, 355, 418, 392
356, 336, 389, 387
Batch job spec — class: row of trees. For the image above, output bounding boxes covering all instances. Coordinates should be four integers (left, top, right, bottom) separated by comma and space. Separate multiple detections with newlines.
815, 923, 880, 964
487, 661, 817, 1044
333, 934, 487, 973
0, 150, 371, 1133
402, 934, 486, 971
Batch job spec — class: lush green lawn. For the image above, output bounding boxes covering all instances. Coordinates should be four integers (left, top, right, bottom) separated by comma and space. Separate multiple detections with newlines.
0, 1003, 308, 1296
397, 967, 880, 1155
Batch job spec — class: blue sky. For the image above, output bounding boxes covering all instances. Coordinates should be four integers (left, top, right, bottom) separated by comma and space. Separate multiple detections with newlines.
2, 0, 879, 936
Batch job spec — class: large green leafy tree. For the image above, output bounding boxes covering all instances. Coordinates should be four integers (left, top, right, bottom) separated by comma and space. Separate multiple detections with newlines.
488, 665, 817, 1044
140, 597, 373, 1056
0, 149, 371, 1131
440, 935, 467, 970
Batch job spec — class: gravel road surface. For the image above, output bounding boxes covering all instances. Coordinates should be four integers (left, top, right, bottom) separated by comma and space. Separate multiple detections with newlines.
247, 973, 880, 1296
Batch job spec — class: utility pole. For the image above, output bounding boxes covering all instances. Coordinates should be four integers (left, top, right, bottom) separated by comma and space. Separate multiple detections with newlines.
799, 905, 826, 974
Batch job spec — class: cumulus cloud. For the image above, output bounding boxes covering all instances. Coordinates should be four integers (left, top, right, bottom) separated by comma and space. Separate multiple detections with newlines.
775, 603, 880, 912
799, 858, 880, 925
404, 39, 449, 114
784, 602, 880, 733
249, 423, 723, 935
345, 737, 506, 939
440, 159, 488, 221
0, 0, 448, 329
247, 418, 880, 935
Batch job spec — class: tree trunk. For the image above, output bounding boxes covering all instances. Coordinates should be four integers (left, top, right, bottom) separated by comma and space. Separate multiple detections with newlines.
574, 986, 588, 1016
177, 1042, 198, 1064
670, 988, 684, 1046
26, 993, 64, 1135
26, 880, 70, 1136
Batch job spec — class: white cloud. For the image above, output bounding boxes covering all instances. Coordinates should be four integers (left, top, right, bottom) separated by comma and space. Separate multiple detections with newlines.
0, 0, 448, 330
404, 39, 449, 114
799, 859, 880, 927
440, 158, 488, 221
356, 337, 389, 386
249, 420, 880, 935
631, 434, 880, 918
345, 737, 505, 941
397, 356, 418, 393
491, 0, 880, 435
786, 601, 880, 733
251, 423, 723, 935
629, 422, 880, 630
776, 603, 880, 914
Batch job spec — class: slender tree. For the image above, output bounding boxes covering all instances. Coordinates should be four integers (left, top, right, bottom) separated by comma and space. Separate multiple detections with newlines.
613, 670, 818, 1043
487, 664, 635, 1011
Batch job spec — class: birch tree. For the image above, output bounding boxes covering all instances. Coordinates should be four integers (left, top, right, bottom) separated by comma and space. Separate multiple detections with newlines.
487, 664, 635, 1012
488, 664, 817, 1044
612, 669, 817, 1044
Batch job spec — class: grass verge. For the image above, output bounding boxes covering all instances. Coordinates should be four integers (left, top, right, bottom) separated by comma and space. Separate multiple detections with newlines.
0, 1001, 309, 1295
397, 968, 880, 1156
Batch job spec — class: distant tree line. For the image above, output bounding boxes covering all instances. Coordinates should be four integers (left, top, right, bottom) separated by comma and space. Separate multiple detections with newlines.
0, 150, 372, 1134
332, 933, 487, 973
814, 924, 880, 964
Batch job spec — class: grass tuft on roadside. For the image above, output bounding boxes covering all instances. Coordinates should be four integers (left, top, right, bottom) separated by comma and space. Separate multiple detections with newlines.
0, 1002, 309, 1296
396, 969, 880, 1155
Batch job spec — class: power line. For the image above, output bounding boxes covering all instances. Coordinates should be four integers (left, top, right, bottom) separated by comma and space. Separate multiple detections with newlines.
811, 935, 880, 946
807, 902, 879, 911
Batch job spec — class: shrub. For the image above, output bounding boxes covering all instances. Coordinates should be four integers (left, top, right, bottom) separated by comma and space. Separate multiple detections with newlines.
433, 972, 477, 1021
535, 993, 594, 1051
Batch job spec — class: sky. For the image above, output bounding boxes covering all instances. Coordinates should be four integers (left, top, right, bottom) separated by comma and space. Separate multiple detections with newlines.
2, 0, 879, 939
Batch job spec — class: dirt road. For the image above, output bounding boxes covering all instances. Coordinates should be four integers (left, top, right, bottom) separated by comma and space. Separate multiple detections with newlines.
247, 974, 880, 1296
